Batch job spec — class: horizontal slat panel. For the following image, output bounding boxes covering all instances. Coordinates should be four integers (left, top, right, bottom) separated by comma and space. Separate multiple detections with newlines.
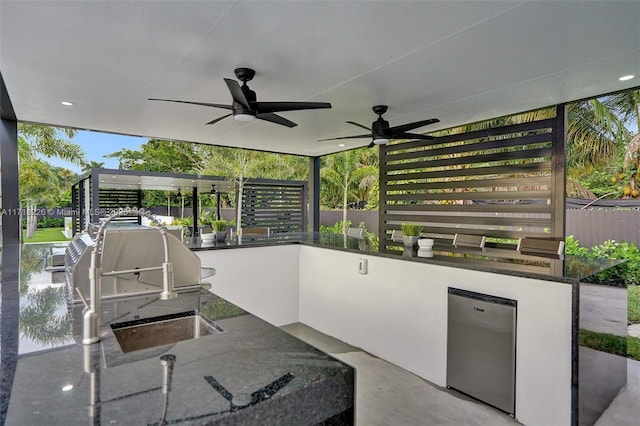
385, 176, 551, 191
385, 132, 552, 163
383, 118, 554, 153
386, 162, 552, 182
385, 213, 550, 227
385, 147, 551, 172
385, 190, 551, 202
242, 183, 304, 233
381, 115, 559, 266
383, 203, 552, 213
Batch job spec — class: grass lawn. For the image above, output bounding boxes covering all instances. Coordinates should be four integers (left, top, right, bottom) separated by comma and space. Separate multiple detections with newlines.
579, 329, 640, 361
22, 227, 70, 243
629, 284, 640, 324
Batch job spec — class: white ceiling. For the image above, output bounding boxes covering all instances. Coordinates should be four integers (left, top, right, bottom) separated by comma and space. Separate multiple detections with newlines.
1, 1, 639, 157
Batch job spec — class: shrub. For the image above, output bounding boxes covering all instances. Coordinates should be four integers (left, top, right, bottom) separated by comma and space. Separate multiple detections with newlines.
629, 285, 640, 324
565, 236, 640, 286
320, 220, 351, 234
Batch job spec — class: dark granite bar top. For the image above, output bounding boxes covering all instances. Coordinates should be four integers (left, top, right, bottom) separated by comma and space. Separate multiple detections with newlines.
2, 244, 354, 425
185, 232, 622, 284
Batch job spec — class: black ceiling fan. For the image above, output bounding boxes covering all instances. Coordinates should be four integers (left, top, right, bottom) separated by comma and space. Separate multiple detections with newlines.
149, 67, 331, 128
320, 105, 439, 147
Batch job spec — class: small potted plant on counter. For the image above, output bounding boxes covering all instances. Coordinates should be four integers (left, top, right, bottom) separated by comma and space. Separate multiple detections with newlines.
171, 217, 194, 241
401, 223, 423, 248
211, 220, 228, 242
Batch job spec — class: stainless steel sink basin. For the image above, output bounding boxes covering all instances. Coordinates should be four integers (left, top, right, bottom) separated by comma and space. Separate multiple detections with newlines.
110, 311, 224, 353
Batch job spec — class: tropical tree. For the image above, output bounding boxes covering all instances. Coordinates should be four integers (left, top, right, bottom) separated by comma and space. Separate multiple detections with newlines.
18, 124, 85, 237
81, 160, 105, 173
205, 146, 303, 234
321, 147, 378, 234
105, 139, 203, 173
20, 158, 59, 236
18, 123, 82, 162
56, 168, 78, 191
17, 245, 71, 349
19, 286, 71, 346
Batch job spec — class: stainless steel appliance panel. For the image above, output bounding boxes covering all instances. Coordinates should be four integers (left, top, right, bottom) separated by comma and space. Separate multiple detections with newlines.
447, 288, 517, 415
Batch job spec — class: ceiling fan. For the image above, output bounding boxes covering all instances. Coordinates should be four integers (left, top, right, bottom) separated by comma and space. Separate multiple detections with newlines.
149, 67, 331, 128
321, 105, 439, 147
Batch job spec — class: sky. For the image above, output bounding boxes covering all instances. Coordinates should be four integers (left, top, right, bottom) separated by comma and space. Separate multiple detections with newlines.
43, 130, 146, 174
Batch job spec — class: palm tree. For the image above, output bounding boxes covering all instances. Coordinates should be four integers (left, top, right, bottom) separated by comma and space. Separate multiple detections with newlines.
81, 160, 105, 173
321, 148, 378, 234
20, 159, 60, 237
18, 123, 82, 163
18, 124, 85, 237
19, 286, 72, 346
56, 168, 77, 192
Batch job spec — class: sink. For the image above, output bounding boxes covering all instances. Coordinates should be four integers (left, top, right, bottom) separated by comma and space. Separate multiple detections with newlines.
110, 310, 224, 353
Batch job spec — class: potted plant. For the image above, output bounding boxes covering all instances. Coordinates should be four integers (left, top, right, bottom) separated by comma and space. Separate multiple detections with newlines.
401, 223, 423, 248
211, 220, 228, 242
172, 217, 194, 240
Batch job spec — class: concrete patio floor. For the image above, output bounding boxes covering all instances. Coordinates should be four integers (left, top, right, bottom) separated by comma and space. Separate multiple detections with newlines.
282, 322, 640, 426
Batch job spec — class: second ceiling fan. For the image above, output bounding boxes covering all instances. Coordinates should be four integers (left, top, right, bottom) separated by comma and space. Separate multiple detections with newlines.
149, 67, 331, 128
321, 105, 439, 147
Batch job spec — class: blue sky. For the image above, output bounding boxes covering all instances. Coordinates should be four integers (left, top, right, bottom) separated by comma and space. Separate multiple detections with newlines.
44, 130, 146, 173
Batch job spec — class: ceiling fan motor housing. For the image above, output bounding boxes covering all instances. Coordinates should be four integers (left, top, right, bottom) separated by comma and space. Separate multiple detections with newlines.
234, 85, 257, 118
372, 118, 390, 139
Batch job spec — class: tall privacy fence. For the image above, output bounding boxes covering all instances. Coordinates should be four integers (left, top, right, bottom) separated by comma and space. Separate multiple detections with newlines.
566, 209, 640, 247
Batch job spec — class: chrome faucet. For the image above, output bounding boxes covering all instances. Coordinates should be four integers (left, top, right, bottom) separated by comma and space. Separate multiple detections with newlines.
82, 208, 177, 345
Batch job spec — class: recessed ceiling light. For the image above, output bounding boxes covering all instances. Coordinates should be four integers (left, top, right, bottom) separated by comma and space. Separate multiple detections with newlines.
619, 75, 634, 81
60, 101, 74, 106
338, 143, 345, 147
61, 384, 74, 392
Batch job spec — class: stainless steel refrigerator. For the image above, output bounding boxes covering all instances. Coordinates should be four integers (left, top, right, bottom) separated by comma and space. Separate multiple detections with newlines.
447, 288, 517, 415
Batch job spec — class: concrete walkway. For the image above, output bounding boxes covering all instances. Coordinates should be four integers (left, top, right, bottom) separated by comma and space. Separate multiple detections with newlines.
629, 323, 640, 338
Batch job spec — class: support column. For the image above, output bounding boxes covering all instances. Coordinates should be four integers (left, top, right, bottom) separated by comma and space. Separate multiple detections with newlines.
216, 192, 222, 221
0, 72, 20, 247
90, 169, 100, 225
192, 187, 199, 237
137, 188, 143, 225
0, 71, 20, 424
551, 103, 567, 241
308, 156, 320, 232
71, 184, 78, 235
0, 117, 19, 246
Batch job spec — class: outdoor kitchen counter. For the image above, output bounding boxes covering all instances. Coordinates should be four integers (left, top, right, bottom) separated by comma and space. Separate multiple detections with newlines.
186, 232, 621, 283
5, 287, 354, 425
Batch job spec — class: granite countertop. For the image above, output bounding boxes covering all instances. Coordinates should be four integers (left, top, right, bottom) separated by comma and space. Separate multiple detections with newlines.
185, 232, 622, 284
3, 247, 354, 425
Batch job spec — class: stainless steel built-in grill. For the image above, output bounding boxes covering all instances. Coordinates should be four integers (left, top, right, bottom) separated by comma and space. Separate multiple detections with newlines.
65, 224, 214, 304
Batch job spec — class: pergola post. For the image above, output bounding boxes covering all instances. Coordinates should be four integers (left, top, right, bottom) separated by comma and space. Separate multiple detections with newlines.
0, 72, 20, 248
308, 156, 320, 232
192, 186, 199, 237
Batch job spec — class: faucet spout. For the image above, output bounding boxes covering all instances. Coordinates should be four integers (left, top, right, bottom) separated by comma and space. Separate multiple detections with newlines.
82, 207, 176, 345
